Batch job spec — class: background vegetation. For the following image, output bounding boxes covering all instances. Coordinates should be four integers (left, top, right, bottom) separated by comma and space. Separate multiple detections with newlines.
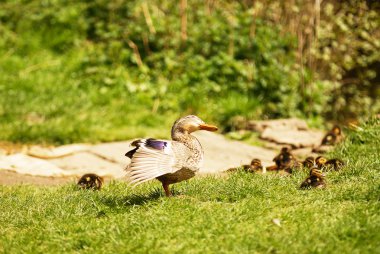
1, 118, 379, 253
0, 0, 379, 143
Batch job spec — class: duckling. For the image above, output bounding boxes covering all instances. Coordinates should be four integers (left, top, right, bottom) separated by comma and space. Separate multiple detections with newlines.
315, 156, 345, 171
246, 158, 266, 173
77, 173, 104, 190
300, 167, 326, 189
325, 158, 345, 171
272, 147, 301, 173
321, 125, 343, 146
302, 156, 315, 168
225, 159, 265, 174
315, 156, 328, 168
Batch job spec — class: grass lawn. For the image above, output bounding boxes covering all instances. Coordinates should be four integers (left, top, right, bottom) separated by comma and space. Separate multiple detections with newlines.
0, 120, 379, 253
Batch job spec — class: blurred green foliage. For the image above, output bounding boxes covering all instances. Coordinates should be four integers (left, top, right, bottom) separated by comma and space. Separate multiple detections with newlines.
313, 0, 380, 121
0, 0, 378, 143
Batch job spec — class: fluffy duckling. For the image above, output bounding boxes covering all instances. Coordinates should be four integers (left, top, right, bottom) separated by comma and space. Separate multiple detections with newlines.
246, 158, 266, 174
300, 167, 326, 189
225, 159, 265, 174
77, 173, 104, 190
315, 156, 328, 168
326, 158, 345, 171
321, 125, 343, 146
302, 156, 315, 168
315, 156, 345, 171
272, 147, 301, 173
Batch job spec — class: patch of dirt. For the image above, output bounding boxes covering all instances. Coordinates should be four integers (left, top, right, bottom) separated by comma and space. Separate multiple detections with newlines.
0, 170, 73, 186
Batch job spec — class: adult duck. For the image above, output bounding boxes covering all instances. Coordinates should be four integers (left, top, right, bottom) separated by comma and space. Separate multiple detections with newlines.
125, 115, 218, 196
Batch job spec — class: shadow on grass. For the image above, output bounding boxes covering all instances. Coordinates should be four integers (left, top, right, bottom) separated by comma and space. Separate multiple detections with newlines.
101, 187, 165, 209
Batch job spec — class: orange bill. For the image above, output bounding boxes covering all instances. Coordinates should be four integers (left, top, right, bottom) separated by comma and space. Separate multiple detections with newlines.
199, 123, 218, 132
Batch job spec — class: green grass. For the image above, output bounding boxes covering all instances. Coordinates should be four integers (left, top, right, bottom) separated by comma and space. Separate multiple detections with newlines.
0, 44, 179, 144
1, 120, 379, 253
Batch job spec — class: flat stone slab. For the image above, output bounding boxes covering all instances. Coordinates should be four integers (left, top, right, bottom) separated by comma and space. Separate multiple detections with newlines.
260, 128, 324, 148
248, 118, 309, 132
0, 154, 72, 176
89, 141, 131, 165
27, 144, 91, 159
47, 152, 126, 178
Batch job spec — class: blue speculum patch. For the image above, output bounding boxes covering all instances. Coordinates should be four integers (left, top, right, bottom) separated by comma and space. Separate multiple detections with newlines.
146, 138, 167, 150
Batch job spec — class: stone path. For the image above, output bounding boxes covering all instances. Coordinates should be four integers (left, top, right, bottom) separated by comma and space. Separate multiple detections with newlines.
0, 118, 329, 185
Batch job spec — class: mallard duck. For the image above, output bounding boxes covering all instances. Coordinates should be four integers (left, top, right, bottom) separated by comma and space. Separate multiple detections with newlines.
321, 125, 343, 146
125, 115, 218, 197
315, 156, 345, 171
302, 156, 315, 168
300, 167, 326, 189
77, 173, 104, 190
272, 147, 301, 173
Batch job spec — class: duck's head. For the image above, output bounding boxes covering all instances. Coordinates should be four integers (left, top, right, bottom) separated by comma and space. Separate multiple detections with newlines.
310, 167, 325, 178
281, 147, 290, 153
303, 156, 315, 165
172, 115, 218, 135
332, 125, 341, 135
316, 156, 327, 167
251, 158, 262, 167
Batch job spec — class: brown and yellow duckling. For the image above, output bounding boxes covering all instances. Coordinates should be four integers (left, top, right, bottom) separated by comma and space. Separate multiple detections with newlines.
321, 125, 343, 146
77, 173, 104, 190
302, 156, 315, 169
226, 158, 266, 174
246, 158, 266, 173
300, 167, 326, 189
316, 156, 345, 171
268, 147, 301, 173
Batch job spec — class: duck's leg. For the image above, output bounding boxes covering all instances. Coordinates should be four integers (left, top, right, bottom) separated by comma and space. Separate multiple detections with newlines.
162, 182, 172, 197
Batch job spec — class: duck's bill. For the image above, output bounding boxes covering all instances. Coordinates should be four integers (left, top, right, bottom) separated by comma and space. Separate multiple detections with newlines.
199, 124, 218, 132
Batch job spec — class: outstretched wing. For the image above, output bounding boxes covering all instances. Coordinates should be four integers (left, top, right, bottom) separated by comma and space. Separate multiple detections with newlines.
125, 139, 191, 185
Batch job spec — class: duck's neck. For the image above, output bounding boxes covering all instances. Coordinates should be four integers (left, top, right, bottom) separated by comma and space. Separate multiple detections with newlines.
172, 129, 201, 149
171, 128, 192, 142
172, 129, 204, 165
